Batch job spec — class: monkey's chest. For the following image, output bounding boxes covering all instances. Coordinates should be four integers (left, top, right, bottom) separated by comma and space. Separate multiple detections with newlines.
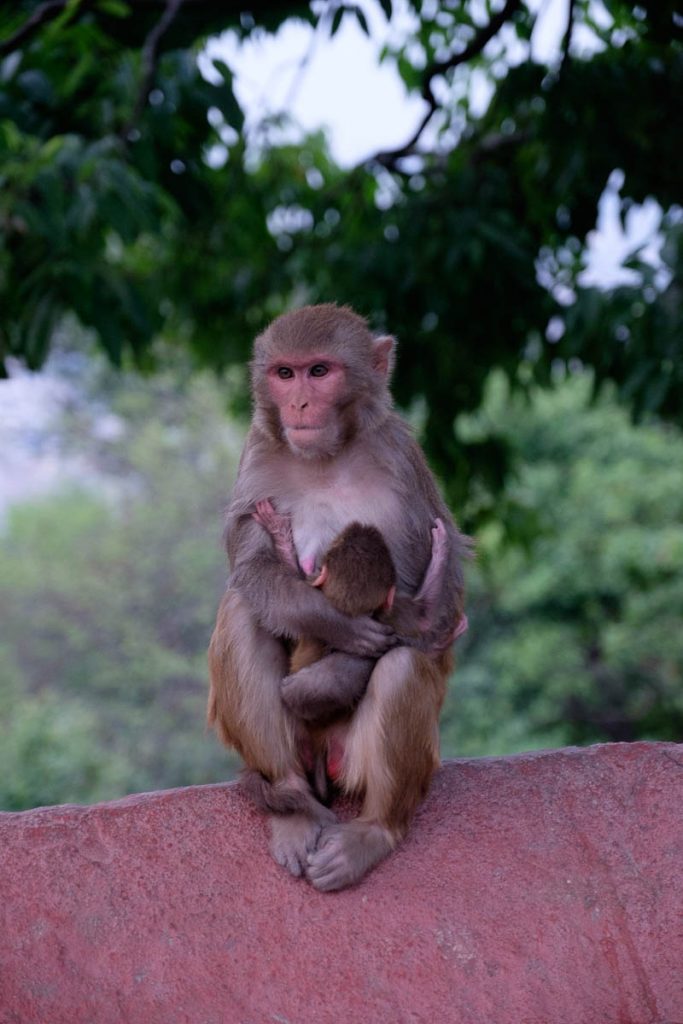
288, 476, 401, 576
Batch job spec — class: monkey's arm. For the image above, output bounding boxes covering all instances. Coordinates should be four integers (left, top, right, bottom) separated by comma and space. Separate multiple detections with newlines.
389, 432, 471, 653
227, 513, 395, 659
382, 517, 449, 639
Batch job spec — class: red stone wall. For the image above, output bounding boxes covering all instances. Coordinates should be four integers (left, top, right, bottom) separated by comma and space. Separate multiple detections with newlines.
1, 743, 682, 1024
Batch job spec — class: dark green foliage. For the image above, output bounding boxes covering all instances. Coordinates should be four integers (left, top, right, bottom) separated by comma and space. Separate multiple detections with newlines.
0, 2, 680, 514
0, 2, 287, 374
442, 372, 683, 755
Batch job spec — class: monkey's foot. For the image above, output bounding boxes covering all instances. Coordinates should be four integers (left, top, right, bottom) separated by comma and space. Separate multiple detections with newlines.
270, 813, 328, 879
306, 821, 394, 892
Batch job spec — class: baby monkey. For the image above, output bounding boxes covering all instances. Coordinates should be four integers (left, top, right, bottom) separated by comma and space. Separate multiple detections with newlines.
252, 499, 453, 695
292, 520, 409, 672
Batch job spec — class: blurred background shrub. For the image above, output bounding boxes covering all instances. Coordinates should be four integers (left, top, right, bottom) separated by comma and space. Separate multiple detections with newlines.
0, 1, 680, 807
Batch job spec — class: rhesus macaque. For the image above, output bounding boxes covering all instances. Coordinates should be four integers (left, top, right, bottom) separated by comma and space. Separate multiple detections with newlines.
248, 508, 454, 804
208, 303, 470, 892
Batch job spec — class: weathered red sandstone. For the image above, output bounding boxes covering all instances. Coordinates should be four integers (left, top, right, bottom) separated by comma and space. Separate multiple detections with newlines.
1, 742, 681, 1024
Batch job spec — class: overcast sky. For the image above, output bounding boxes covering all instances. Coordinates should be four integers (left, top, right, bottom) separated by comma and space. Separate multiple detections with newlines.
202, 0, 582, 168
200, 0, 665, 288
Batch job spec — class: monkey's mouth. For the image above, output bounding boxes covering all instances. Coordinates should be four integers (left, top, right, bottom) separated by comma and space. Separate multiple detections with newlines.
285, 425, 324, 435
284, 425, 329, 451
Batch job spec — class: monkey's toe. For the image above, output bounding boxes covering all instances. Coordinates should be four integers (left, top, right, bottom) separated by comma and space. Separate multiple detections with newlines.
270, 813, 323, 878
306, 827, 352, 891
306, 821, 394, 892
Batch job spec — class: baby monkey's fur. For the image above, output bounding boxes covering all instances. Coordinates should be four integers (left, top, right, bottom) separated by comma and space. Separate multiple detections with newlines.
291, 522, 421, 674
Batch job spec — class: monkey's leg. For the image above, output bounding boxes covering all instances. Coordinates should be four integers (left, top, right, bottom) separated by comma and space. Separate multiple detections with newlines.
281, 651, 376, 722
305, 647, 449, 892
208, 589, 334, 876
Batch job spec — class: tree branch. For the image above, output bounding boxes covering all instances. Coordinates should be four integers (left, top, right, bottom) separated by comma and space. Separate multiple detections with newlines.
425, 0, 522, 88
120, 0, 185, 141
370, 0, 522, 169
0, 0, 72, 57
560, 0, 576, 74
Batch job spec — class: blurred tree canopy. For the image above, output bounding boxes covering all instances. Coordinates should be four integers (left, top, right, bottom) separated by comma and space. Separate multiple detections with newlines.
1, 352, 681, 808
0, 352, 243, 808
0, 0, 681, 511
442, 371, 683, 756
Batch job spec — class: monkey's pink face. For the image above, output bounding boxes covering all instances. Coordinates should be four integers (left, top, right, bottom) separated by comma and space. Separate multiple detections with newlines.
267, 355, 348, 455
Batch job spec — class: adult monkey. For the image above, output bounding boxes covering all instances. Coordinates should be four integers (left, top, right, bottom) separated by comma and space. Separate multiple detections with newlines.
208, 304, 469, 891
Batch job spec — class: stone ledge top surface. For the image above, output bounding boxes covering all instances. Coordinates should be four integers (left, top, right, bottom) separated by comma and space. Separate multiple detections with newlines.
1, 742, 682, 1024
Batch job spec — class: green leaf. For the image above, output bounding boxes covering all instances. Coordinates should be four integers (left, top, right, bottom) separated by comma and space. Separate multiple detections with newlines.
330, 7, 345, 37
96, 0, 131, 16
353, 6, 370, 35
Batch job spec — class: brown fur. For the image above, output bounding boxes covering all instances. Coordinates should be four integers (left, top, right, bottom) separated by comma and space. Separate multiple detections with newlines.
289, 522, 397, 674
320, 523, 395, 617
207, 303, 470, 891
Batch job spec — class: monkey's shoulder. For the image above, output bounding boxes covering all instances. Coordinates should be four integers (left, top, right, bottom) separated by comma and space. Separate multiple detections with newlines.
229, 415, 446, 531
369, 413, 447, 511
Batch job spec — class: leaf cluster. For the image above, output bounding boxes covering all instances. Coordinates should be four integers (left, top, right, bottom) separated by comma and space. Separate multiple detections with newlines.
442, 371, 683, 755
0, 1, 681, 517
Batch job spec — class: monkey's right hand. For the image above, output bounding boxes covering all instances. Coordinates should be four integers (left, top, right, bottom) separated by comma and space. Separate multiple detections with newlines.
314, 610, 396, 658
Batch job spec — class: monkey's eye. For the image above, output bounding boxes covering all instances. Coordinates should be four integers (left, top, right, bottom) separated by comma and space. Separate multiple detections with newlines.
309, 364, 328, 378
276, 367, 294, 380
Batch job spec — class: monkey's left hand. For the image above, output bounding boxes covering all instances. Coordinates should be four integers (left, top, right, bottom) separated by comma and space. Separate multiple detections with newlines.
393, 608, 467, 656
415, 613, 469, 654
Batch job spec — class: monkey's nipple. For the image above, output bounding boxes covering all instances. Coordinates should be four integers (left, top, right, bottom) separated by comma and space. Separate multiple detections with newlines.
301, 555, 317, 576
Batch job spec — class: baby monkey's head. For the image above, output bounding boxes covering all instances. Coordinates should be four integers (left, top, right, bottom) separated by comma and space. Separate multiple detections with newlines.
312, 522, 396, 618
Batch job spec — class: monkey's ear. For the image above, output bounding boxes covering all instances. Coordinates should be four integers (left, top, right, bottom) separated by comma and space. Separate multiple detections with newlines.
311, 564, 329, 588
382, 585, 396, 612
372, 336, 396, 380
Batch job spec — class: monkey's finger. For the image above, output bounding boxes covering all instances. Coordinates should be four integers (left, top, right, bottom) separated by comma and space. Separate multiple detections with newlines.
255, 498, 275, 515
329, 616, 391, 656
357, 617, 395, 638
431, 518, 447, 547
308, 839, 337, 865
353, 626, 397, 657
306, 830, 343, 869
308, 868, 345, 892
253, 500, 271, 523
272, 842, 306, 877
306, 848, 352, 891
